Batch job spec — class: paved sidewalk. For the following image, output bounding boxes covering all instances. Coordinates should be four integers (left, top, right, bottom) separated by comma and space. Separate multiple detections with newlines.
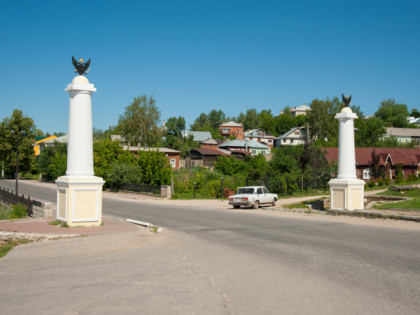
0, 216, 141, 236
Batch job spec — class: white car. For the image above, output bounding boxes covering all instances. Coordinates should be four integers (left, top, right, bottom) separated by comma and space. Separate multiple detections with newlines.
229, 186, 278, 209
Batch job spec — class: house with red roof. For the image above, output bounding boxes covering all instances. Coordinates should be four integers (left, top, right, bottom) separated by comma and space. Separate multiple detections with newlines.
324, 147, 420, 180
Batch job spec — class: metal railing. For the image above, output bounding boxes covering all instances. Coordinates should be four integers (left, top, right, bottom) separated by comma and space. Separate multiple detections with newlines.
0, 186, 33, 216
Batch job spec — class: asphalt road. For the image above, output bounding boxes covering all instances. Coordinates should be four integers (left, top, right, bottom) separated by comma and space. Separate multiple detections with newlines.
2, 179, 420, 314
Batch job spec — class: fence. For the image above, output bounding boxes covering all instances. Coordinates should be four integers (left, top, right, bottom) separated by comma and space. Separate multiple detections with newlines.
179, 159, 203, 168
121, 183, 161, 196
0, 186, 33, 216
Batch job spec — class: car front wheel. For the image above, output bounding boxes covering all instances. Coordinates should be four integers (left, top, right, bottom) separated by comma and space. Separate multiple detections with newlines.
272, 198, 276, 206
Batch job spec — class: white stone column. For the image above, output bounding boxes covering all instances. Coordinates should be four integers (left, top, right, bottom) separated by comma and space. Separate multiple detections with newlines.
56, 75, 104, 227
65, 76, 96, 176
328, 107, 365, 210
336, 108, 357, 179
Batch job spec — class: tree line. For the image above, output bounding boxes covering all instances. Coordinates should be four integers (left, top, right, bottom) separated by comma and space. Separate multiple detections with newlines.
0, 96, 418, 197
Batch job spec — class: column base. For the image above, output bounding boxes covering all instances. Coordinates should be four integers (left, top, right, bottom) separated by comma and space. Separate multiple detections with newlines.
328, 179, 365, 210
56, 176, 105, 227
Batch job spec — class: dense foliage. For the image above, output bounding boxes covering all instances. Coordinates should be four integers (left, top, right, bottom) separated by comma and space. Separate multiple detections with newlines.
0, 110, 37, 177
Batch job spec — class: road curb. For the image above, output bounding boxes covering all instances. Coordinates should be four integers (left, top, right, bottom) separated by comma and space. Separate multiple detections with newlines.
326, 209, 420, 222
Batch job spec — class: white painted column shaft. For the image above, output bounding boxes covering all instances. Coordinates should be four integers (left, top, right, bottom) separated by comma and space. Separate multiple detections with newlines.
336, 109, 358, 179
64, 76, 96, 177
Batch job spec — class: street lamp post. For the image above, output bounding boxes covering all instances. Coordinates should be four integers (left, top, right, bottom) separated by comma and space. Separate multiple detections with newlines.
11, 129, 25, 201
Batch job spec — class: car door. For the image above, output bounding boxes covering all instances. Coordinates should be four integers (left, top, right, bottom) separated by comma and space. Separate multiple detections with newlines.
262, 187, 271, 203
256, 187, 263, 203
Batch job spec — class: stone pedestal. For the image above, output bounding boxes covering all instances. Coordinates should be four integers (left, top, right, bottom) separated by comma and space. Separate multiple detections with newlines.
329, 107, 365, 210
56, 76, 104, 226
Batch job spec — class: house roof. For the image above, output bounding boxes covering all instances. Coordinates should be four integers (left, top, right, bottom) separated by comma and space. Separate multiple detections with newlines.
200, 138, 219, 145
291, 105, 311, 112
220, 121, 243, 127
324, 147, 420, 166
181, 130, 212, 142
35, 135, 57, 145
190, 148, 230, 157
244, 129, 276, 139
126, 147, 181, 154
43, 134, 68, 144
385, 127, 420, 137
278, 127, 306, 139
219, 139, 269, 149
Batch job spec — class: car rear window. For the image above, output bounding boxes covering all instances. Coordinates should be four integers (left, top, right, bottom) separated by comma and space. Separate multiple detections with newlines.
237, 188, 255, 194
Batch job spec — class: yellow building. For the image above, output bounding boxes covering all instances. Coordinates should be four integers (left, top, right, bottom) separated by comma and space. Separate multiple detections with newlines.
34, 135, 57, 156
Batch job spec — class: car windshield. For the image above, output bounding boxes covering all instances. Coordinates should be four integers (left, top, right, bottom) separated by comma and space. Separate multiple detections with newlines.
237, 188, 255, 194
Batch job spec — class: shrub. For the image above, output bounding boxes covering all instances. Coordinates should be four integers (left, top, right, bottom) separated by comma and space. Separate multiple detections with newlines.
8, 204, 27, 219
406, 174, 418, 182
376, 178, 384, 186
384, 177, 391, 185
367, 181, 376, 188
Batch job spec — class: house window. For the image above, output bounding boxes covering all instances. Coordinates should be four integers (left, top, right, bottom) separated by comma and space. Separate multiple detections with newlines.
294, 131, 300, 135
282, 139, 286, 143
252, 150, 256, 154
261, 151, 265, 154
290, 139, 294, 143
268, 139, 272, 143
170, 159, 176, 168
363, 169, 371, 180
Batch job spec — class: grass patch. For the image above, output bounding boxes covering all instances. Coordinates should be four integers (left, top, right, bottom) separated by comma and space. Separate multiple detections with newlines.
0, 239, 32, 259
49, 220, 69, 228
374, 188, 420, 210
0, 202, 27, 220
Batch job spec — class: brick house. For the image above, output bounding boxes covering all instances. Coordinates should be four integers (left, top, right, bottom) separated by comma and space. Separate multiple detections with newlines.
324, 147, 420, 180
219, 121, 244, 139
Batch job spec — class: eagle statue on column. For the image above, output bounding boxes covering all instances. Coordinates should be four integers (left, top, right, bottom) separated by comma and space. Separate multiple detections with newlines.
342, 94, 352, 107
72, 56, 91, 75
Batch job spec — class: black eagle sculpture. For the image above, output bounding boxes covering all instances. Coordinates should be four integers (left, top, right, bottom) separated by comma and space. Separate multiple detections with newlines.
72, 56, 91, 75
342, 94, 352, 107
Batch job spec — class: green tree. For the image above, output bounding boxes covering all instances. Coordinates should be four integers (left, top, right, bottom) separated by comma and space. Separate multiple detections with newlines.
258, 109, 275, 135
165, 116, 186, 136
410, 108, 420, 118
243, 109, 259, 130
93, 139, 136, 182
117, 95, 162, 147
208, 110, 226, 129
137, 150, 171, 185
267, 146, 302, 195
0, 110, 37, 177
374, 99, 409, 128
355, 117, 385, 147
274, 108, 295, 136
190, 113, 211, 131
107, 163, 143, 189
306, 97, 341, 145
36, 143, 67, 181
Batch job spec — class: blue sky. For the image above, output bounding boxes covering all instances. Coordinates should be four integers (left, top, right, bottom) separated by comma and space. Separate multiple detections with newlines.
1, 0, 419, 134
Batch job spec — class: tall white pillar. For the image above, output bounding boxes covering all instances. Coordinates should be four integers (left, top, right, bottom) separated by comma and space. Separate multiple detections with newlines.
328, 107, 365, 210
336, 108, 357, 179
65, 76, 95, 176
56, 75, 104, 226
